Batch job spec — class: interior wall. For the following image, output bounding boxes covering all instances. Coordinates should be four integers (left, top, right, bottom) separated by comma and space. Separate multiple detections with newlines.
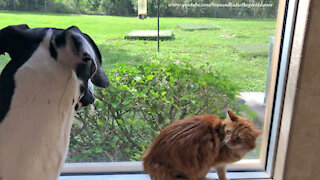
280, 0, 320, 179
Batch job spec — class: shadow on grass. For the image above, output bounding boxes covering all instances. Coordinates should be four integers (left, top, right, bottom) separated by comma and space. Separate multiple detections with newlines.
0, 10, 79, 17
98, 44, 145, 69
0, 43, 145, 72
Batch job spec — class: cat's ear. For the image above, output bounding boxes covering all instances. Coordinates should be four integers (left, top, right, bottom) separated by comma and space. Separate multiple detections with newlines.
253, 129, 263, 137
227, 110, 238, 122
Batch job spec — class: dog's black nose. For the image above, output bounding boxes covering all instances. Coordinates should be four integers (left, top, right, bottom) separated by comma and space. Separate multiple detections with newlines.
75, 104, 79, 111
81, 95, 95, 107
78, 87, 95, 109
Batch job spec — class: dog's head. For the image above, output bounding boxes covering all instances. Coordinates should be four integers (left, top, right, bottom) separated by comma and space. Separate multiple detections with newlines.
0, 25, 109, 111
50, 26, 109, 109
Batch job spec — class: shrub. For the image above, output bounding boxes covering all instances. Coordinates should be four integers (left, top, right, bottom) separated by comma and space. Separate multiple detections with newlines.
51, 2, 75, 14
67, 62, 245, 162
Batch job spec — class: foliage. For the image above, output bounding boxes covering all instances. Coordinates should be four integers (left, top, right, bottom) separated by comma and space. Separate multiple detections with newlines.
67, 62, 245, 162
0, 0, 278, 18
52, 1, 75, 13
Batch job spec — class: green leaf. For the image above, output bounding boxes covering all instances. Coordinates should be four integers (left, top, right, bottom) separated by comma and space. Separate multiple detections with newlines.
111, 103, 118, 108
139, 120, 146, 126
97, 119, 104, 126
95, 146, 103, 153
117, 119, 123, 125
124, 148, 130, 153
181, 95, 189, 100
146, 75, 154, 81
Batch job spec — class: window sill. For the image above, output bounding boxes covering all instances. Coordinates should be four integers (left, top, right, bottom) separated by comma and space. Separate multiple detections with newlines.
59, 172, 271, 180
62, 160, 263, 174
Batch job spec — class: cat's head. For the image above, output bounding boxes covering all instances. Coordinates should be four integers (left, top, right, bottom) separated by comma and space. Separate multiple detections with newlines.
222, 110, 262, 151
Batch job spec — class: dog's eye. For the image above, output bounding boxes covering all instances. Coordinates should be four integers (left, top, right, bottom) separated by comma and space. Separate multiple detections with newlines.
83, 57, 91, 62
90, 60, 96, 74
82, 56, 96, 76
82, 52, 92, 62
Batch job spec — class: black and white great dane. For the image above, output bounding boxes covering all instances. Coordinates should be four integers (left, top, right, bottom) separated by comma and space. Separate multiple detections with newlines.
0, 25, 109, 180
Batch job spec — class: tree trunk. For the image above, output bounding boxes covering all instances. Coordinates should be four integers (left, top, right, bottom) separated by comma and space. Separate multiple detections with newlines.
13, 0, 16, 10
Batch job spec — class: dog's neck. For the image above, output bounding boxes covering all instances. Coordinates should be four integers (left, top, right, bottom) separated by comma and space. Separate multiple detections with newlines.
0, 30, 80, 180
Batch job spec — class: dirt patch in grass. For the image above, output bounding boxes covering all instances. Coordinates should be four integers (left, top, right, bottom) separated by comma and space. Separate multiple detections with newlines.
124, 30, 174, 40
231, 43, 269, 57
177, 24, 220, 31
219, 33, 234, 38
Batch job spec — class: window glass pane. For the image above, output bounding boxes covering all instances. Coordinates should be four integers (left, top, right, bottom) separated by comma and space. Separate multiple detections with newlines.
0, 0, 278, 165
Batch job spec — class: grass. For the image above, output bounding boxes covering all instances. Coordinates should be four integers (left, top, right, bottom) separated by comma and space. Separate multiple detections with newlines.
0, 57, 9, 72
0, 11, 276, 91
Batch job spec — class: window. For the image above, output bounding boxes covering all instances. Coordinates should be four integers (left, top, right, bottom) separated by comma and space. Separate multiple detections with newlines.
0, 0, 305, 179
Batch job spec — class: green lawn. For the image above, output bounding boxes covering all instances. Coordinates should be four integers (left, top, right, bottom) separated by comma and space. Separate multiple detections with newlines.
0, 11, 276, 91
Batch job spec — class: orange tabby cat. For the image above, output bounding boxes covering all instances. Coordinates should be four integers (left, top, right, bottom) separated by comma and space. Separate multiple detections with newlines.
142, 110, 262, 180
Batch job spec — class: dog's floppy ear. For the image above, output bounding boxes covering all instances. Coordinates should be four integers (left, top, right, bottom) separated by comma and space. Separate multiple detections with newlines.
62, 26, 84, 56
82, 33, 109, 88
53, 26, 88, 67
54, 26, 82, 53
0, 24, 30, 59
66, 26, 82, 34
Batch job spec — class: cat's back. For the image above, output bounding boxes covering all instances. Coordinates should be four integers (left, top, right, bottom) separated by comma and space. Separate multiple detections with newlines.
143, 114, 222, 154
142, 114, 223, 179
158, 114, 221, 144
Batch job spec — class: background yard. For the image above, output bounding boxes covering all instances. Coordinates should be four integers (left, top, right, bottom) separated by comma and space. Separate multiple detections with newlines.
0, 11, 276, 162
0, 11, 276, 91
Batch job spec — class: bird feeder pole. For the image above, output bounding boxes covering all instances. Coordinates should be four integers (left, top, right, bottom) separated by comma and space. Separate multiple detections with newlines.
157, 0, 160, 52
138, 0, 160, 52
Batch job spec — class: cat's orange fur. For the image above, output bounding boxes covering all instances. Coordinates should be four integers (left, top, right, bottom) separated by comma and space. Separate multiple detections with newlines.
142, 110, 262, 180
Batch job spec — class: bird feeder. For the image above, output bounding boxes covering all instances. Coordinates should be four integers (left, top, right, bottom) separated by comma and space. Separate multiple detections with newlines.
138, 0, 147, 19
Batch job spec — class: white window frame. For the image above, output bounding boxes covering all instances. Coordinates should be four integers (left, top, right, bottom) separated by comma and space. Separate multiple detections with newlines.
60, 0, 311, 179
